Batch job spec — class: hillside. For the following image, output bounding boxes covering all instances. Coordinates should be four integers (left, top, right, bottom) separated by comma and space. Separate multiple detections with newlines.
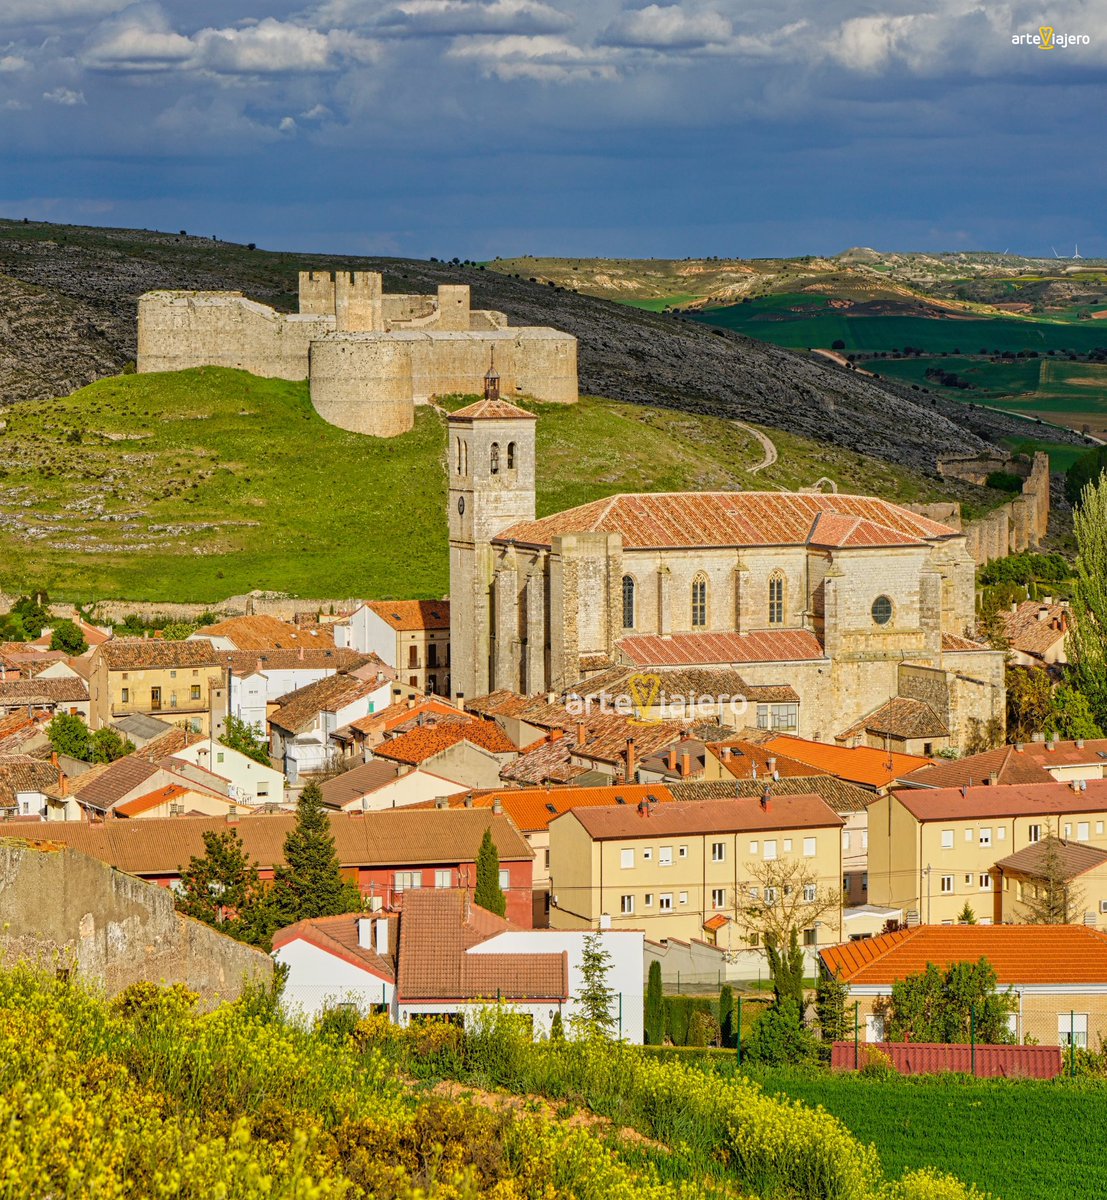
0, 368, 998, 604
0, 219, 1077, 475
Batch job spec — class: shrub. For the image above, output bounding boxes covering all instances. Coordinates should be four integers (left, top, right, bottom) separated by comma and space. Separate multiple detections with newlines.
858, 1046, 896, 1078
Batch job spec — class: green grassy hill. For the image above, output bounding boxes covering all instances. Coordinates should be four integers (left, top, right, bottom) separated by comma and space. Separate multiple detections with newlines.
0, 368, 987, 604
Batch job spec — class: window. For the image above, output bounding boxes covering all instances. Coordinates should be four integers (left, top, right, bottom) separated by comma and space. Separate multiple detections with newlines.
1064, 823, 1073, 839
121, 688, 129, 704
941, 829, 954, 850
659, 846, 673, 867
997, 826, 1006, 841
678, 845, 688, 859
749, 840, 759, 854
803, 883, 817, 902
455, 436, 464, 475
507, 441, 516, 470
711, 888, 726, 909
169, 691, 178, 709
979, 873, 992, 890
764, 886, 778, 905
979, 828, 992, 847
843, 831, 851, 851
763, 839, 778, 861
620, 894, 635, 915
394, 871, 422, 892
965, 829, 974, 842
642, 848, 653, 861
170, 670, 177, 679
659, 893, 673, 911
644, 892, 654, 907
783, 838, 793, 853
1028, 824, 1042, 843
768, 571, 784, 625
748, 886, 760, 900
803, 928, 818, 947
498, 868, 510, 891
190, 685, 201, 702
150, 687, 161, 710
678, 891, 688, 905
964, 873, 974, 885
490, 442, 500, 474
862, 873, 868, 891
756, 702, 799, 731
1098, 822, 1104, 836
1078, 822, 1090, 842
216, 751, 225, 764
435, 869, 452, 888
257, 783, 269, 798
940, 875, 954, 894
1059, 1013, 1089, 1049
622, 575, 635, 629
862, 830, 868, 850
691, 575, 708, 627
871, 595, 893, 625
711, 841, 726, 862
408, 644, 418, 668
620, 848, 635, 869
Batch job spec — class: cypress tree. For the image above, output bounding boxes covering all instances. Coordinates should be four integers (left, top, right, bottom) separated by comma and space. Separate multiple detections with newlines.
718, 983, 735, 1049
645, 960, 665, 1044
474, 827, 507, 916
272, 781, 363, 924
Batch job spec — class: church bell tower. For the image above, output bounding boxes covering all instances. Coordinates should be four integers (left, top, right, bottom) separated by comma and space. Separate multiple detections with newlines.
447, 381, 537, 703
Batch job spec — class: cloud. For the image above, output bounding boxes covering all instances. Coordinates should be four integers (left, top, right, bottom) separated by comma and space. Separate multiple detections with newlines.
43, 86, 87, 104
2, 98, 31, 110
278, 114, 296, 130
0, 0, 132, 26
82, 4, 194, 71
300, 102, 332, 118
446, 32, 617, 80
361, 0, 574, 37
601, 4, 731, 51
0, 55, 30, 72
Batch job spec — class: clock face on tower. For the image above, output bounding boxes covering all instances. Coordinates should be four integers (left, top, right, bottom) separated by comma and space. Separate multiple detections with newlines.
457, 496, 466, 516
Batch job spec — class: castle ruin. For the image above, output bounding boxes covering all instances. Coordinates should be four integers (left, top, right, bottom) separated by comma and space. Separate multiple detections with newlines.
137, 271, 578, 438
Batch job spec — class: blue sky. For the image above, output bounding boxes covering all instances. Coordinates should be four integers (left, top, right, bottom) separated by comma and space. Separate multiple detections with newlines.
0, 0, 1104, 258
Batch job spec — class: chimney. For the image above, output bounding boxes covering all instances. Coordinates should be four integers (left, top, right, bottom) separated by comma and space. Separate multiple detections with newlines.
1077, 738, 1086, 749
625, 737, 636, 781
1015, 742, 1024, 752
667, 747, 677, 772
547, 692, 555, 705
1038, 606, 1050, 622
392, 686, 402, 701
767, 756, 776, 774
51, 751, 59, 770
463, 794, 473, 808
492, 797, 503, 814
1010, 600, 1018, 613
435, 796, 449, 809
637, 798, 647, 817
576, 721, 586, 745
226, 811, 239, 825
357, 916, 374, 948
760, 787, 770, 811
549, 727, 563, 743
988, 771, 999, 786
680, 750, 691, 777
1071, 779, 1081, 793
375, 916, 389, 956
256, 657, 263, 675
455, 691, 465, 711
721, 746, 732, 762
299, 645, 305, 660
1046, 738, 1056, 751
59, 771, 68, 798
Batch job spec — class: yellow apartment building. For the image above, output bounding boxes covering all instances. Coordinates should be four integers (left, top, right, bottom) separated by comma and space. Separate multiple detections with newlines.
547, 793, 844, 952
868, 779, 1107, 926
88, 639, 227, 734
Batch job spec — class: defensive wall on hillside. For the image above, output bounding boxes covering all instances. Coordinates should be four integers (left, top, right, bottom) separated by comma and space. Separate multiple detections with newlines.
907, 451, 1050, 567
0, 840, 272, 1003
137, 271, 578, 438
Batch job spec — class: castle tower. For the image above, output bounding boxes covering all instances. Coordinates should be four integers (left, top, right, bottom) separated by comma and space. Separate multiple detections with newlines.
334, 271, 383, 332
448, 399, 537, 702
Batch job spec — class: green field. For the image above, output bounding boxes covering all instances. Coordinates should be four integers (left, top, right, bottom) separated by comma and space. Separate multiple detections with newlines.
0, 367, 973, 604
745, 1067, 1103, 1200
622, 293, 702, 312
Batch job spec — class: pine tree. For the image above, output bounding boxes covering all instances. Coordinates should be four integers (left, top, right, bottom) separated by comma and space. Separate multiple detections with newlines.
644, 960, 665, 1044
765, 928, 806, 1013
474, 827, 506, 917
1023, 834, 1085, 925
1070, 473, 1107, 728
814, 972, 850, 1043
572, 931, 617, 1039
271, 782, 363, 924
176, 829, 279, 947
957, 902, 977, 925
718, 984, 735, 1049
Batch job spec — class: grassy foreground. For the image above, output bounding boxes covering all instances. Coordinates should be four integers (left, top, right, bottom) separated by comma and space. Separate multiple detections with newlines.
0, 367, 970, 603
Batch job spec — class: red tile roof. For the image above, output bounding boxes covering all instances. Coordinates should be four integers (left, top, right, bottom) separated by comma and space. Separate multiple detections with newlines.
114, 783, 191, 818
374, 719, 517, 765
708, 740, 828, 782
440, 784, 676, 832
618, 630, 825, 667
273, 914, 397, 982
496, 492, 959, 551
894, 779, 1107, 822
761, 735, 932, 789
95, 639, 223, 670
1001, 600, 1068, 658
365, 601, 450, 631
838, 697, 948, 742
270, 674, 382, 734
898, 745, 1056, 789
806, 512, 924, 548
449, 399, 537, 421
994, 836, 1107, 881
821, 924, 1107, 986
561, 792, 842, 840
195, 615, 336, 650
941, 632, 992, 653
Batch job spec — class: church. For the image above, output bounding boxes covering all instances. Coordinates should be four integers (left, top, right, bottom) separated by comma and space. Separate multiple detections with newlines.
447, 392, 1005, 754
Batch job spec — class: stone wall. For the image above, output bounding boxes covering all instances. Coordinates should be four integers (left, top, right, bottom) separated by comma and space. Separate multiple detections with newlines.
0, 593, 370, 624
0, 840, 272, 1004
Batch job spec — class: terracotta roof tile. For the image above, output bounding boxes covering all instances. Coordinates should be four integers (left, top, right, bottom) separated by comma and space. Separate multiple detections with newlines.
496, 492, 958, 551
195, 615, 336, 650
318, 759, 401, 807
838, 697, 949, 742
760, 734, 932, 788
618, 630, 825, 667
69, 756, 161, 811
821, 924, 1107, 986
898, 745, 1055, 789
114, 783, 192, 818
0, 756, 62, 808
707, 740, 828, 782
449, 399, 538, 421
1000, 600, 1069, 658
499, 737, 590, 786
223, 647, 375, 677
894, 779, 1107, 822
994, 836, 1107, 881
365, 601, 450, 631
273, 913, 397, 982
374, 719, 517, 765
270, 674, 383, 734
670, 775, 876, 814
440, 783, 676, 832
941, 632, 992, 652
0, 678, 89, 704
96, 639, 222, 670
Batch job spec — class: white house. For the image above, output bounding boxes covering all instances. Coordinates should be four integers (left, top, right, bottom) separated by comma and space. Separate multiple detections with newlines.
273, 890, 644, 1041
318, 760, 465, 811
170, 737, 286, 806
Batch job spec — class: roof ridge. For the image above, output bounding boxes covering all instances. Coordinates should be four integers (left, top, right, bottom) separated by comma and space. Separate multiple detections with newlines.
844, 925, 920, 977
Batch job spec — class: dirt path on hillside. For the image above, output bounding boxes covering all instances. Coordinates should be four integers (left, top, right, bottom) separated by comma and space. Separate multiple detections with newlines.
734, 418, 778, 474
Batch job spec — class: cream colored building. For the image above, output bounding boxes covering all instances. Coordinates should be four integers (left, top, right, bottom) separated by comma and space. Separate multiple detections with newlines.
88, 639, 226, 734
447, 405, 1005, 754
547, 793, 844, 954
868, 778, 1107, 927
336, 601, 451, 696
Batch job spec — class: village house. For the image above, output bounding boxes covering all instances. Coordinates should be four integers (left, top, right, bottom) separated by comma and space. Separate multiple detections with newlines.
87, 639, 226, 734
0, 756, 73, 821
192, 614, 335, 652
318, 759, 464, 813
34, 808, 536, 925
336, 601, 451, 696
166, 735, 285, 806
371, 717, 518, 791
112, 782, 255, 820
821, 924, 1107, 1047
897, 737, 1107, 790
1000, 598, 1069, 668
331, 696, 462, 761
992, 836, 1107, 924
273, 889, 643, 1039
547, 793, 844, 965
0, 675, 90, 721
867, 778, 1107, 926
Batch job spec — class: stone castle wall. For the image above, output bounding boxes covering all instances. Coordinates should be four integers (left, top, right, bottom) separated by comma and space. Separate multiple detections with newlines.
137, 271, 578, 440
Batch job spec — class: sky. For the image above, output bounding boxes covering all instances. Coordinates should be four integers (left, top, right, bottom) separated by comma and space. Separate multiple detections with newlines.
0, 0, 1105, 259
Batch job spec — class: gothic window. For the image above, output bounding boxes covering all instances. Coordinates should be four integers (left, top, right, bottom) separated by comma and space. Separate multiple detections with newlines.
460, 439, 468, 476
455, 436, 463, 475
622, 575, 636, 629
691, 574, 708, 628
507, 441, 516, 470
872, 595, 893, 625
490, 442, 500, 475
768, 571, 784, 625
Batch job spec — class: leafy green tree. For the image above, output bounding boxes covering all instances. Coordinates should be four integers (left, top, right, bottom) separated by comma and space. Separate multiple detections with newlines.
47, 712, 93, 761
1049, 686, 1103, 740
271, 782, 362, 925
474, 827, 507, 917
160, 622, 198, 641
91, 727, 134, 763
176, 828, 280, 948
1066, 445, 1107, 506
49, 619, 88, 655
766, 929, 806, 1012
0, 594, 50, 642
644, 960, 665, 1045
1023, 833, 1085, 925
718, 983, 735, 1050
1006, 665, 1055, 742
744, 999, 818, 1064
549, 1009, 564, 1042
815, 972, 850, 1043
1069, 473, 1107, 729
220, 715, 272, 766
571, 931, 617, 1039
881, 957, 1016, 1044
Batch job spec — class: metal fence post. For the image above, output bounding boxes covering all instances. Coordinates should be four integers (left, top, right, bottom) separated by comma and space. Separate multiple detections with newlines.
619, 992, 623, 1040
1071, 1010, 1077, 1077
677, 970, 681, 993
970, 1004, 976, 1077
854, 1001, 860, 1070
